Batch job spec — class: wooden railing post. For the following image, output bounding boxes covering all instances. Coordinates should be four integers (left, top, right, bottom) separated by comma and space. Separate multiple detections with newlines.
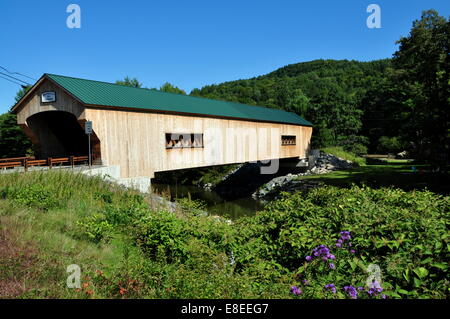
70, 156, 74, 168
48, 157, 52, 169
23, 158, 28, 172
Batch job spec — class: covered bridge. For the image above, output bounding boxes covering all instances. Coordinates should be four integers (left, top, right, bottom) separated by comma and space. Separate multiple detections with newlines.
12, 74, 312, 181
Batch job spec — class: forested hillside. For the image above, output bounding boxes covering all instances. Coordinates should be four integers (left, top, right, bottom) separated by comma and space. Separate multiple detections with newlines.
191, 59, 392, 154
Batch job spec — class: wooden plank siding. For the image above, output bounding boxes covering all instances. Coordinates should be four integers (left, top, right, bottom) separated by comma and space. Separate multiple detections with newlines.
16, 80, 86, 124
85, 108, 312, 179
15, 78, 312, 179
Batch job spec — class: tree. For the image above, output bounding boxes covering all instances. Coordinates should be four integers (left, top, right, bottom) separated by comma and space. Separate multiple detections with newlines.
0, 112, 32, 158
115, 76, 142, 88
392, 10, 449, 166
191, 59, 391, 151
0, 86, 33, 158
159, 82, 186, 95
15, 86, 31, 103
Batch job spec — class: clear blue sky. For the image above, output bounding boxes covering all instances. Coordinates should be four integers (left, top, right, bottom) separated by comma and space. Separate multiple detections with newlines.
0, 0, 449, 113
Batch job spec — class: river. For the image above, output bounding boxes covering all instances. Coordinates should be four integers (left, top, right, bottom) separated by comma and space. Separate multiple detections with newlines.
152, 183, 266, 219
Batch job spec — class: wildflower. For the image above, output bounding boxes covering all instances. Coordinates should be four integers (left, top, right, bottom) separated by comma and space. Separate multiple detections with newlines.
302, 279, 309, 285
367, 281, 383, 297
328, 254, 336, 260
308, 245, 334, 263
325, 284, 336, 294
119, 287, 127, 295
290, 286, 302, 296
368, 280, 382, 290
329, 263, 335, 270
340, 231, 351, 241
350, 249, 356, 254
336, 243, 342, 248
343, 285, 358, 299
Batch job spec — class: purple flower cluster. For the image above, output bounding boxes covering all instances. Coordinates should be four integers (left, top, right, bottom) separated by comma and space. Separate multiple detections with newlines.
367, 281, 386, 299
336, 231, 356, 253
305, 245, 336, 268
290, 286, 302, 296
325, 284, 336, 294
343, 285, 358, 299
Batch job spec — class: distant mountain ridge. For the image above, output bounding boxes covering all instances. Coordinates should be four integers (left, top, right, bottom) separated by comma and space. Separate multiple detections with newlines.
191, 59, 392, 150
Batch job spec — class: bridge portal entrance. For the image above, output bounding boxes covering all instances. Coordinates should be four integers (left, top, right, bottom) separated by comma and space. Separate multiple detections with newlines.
26, 111, 96, 159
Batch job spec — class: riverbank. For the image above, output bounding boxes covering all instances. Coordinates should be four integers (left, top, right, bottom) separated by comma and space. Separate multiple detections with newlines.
252, 151, 355, 200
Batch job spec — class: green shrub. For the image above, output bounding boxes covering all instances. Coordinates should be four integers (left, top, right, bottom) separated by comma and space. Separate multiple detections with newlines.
0, 184, 62, 211
176, 197, 207, 216
377, 136, 404, 154
1, 171, 448, 299
76, 213, 114, 243
235, 186, 449, 298
134, 211, 190, 263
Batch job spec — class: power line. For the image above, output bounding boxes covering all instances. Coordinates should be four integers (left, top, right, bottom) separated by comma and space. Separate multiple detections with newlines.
0, 71, 32, 86
0, 74, 26, 87
0, 66, 36, 81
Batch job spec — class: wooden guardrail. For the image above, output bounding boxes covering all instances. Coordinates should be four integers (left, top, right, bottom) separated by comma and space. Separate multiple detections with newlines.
0, 155, 90, 171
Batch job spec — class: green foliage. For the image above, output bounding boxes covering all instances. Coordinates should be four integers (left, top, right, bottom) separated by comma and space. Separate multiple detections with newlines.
377, 136, 405, 154
134, 211, 189, 263
176, 197, 207, 216
192, 59, 391, 150
0, 112, 33, 158
363, 10, 449, 166
0, 183, 62, 211
0, 165, 448, 299
159, 82, 186, 95
321, 146, 366, 166
115, 76, 143, 88
234, 186, 449, 298
392, 10, 449, 167
76, 213, 114, 243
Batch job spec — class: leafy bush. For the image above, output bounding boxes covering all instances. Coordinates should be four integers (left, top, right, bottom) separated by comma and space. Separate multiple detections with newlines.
346, 143, 368, 156
76, 213, 114, 243
1, 171, 448, 298
134, 211, 190, 263
0, 184, 62, 211
377, 136, 404, 154
235, 186, 449, 298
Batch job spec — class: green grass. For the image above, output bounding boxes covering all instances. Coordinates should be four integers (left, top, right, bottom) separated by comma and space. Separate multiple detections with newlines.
297, 163, 449, 195
321, 146, 366, 166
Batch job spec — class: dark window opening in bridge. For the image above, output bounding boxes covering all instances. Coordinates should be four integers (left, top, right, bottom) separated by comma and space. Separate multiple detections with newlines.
165, 133, 204, 149
281, 135, 296, 146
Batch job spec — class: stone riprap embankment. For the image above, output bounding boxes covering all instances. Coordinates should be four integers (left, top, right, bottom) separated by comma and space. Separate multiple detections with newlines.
253, 151, 354, 200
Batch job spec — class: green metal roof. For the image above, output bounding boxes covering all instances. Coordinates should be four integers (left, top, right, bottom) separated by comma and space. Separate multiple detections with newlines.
45, 74, 312, 126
